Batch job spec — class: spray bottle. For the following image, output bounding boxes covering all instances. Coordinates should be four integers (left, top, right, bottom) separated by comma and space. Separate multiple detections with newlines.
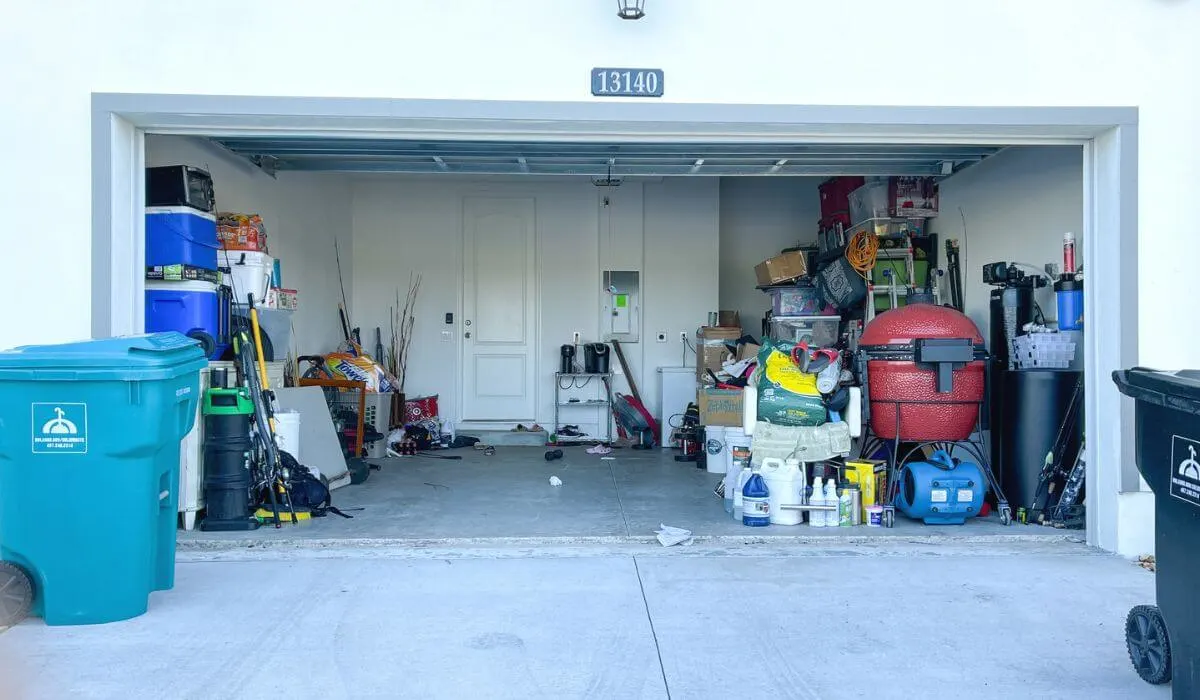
823, 477, 840, 527
809, 476, 826, 528
838, 480, 854, 527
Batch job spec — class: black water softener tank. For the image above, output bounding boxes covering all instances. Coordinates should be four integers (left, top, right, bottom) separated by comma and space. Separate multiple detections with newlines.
999, 369, 1084, 510
584, 343, 611, 374
986, 264, 1041, 470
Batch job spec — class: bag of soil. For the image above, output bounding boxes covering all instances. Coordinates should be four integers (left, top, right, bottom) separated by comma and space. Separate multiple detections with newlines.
755, 340, 828, 427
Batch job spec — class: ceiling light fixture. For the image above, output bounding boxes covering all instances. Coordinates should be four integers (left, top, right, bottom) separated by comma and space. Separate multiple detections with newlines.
617, 0, 646, 20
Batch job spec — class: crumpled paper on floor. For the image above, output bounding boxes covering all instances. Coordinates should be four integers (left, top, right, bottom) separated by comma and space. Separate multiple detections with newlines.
549, 476, 563, 486
655, 523, 693, 547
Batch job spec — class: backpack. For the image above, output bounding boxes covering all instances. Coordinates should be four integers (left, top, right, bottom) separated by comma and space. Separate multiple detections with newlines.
279, 451, 352, 518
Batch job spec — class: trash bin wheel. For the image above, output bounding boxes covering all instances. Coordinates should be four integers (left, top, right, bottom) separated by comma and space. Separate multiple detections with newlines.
1126, 604, 1172, 685
0, 562, 33, 627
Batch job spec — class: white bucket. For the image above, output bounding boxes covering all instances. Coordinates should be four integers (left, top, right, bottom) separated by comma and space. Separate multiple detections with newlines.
761, 457, 806, 525
704, 425, 727, 473
274, 410, 302, 462
219, 250, 274, 304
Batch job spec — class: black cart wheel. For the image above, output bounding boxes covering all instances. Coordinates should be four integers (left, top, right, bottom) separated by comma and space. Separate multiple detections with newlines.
0, 562, 33, 627
1126, 604, 1172, 685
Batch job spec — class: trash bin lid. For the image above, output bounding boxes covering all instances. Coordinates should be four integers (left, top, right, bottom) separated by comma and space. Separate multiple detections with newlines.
1113, 367, 1200, 415
0, 332, 208, 382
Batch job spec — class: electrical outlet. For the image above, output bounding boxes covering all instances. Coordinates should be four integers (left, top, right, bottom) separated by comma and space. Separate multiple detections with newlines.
679, 331, 688, 343
656, 331, 668, 343
572, 331, 581, 344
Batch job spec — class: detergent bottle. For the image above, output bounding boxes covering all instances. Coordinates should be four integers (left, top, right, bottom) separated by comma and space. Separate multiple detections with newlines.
823, 477, 840, 527
741, 465, 771, 527
809, 476, 826, 527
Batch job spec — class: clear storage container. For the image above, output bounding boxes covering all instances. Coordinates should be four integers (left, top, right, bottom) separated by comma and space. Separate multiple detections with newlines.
767, 286, 831, 316
768, 315, 841, 347
849, 181, 891, 224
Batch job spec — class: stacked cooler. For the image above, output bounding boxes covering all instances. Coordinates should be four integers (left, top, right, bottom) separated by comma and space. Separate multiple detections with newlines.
144, 166, 230, 360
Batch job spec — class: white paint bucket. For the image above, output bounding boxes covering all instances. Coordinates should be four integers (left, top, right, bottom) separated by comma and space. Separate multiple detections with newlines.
274, 410, 302, 462
704, 425, 727, 473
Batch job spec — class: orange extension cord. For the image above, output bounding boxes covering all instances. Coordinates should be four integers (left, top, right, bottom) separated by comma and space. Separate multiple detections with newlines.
845, 229, 879, 279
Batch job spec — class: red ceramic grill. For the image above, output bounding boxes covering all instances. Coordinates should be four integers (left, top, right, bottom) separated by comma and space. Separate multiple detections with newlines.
859, 302, 987, 441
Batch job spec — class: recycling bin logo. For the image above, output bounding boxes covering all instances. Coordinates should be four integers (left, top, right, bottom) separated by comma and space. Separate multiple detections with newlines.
31, 403, 88, 454
1170, 435, 1200, 507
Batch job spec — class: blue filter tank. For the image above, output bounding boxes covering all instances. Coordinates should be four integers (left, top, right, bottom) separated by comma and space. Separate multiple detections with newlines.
741, 470, 771, 527
895, 451, 988, 525
1055, 277, 1083, 330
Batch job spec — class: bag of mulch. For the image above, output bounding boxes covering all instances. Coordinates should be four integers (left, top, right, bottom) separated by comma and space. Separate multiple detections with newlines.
755, 340, 827, 427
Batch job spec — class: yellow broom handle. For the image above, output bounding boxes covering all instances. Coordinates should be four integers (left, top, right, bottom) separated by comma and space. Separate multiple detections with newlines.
249, 304, 275, 434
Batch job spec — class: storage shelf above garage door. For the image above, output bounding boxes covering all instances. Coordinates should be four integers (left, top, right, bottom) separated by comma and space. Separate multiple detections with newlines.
210, 137, 1002, 177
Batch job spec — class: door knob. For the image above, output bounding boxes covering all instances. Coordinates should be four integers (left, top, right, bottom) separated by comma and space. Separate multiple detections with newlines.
465, 320, 472, 326
465, 331, 472, 338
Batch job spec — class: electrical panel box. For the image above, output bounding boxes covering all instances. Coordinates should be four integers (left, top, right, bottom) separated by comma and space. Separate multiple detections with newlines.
602, 270, 640, 342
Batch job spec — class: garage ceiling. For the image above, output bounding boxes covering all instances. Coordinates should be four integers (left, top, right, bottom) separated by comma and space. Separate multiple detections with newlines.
209, 137, 1003, 178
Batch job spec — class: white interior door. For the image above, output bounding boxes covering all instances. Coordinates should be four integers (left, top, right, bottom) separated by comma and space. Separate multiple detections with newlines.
462, 196, 537, 421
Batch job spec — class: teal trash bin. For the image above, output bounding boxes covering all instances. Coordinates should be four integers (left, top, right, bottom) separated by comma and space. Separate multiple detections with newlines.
0, 332, 207, 625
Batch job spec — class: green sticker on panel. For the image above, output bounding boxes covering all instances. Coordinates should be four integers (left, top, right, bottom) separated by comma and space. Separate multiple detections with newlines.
616, 294, 628, 308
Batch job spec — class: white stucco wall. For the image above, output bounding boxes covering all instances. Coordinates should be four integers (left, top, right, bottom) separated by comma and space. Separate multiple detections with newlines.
0, 0, 1188, 555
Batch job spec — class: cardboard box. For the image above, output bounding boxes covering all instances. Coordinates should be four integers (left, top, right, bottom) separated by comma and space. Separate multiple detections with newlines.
266, 287, 298, 311
696, 326, 742, 382
718, 310, 741, 329
736, 342, 761, 362
755, 250, 808, 286
145, 264, 221, 284
698, 387, 744, 427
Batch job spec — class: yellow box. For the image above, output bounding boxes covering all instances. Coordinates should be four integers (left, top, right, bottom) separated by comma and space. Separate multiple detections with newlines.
845, 459, 888, 518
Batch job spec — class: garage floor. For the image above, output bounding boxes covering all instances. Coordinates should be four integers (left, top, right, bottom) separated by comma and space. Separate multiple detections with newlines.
0, 539, 1162, 699
179, 447, 1077, 546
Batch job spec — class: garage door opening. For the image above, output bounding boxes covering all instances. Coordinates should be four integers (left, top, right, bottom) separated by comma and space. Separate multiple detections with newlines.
92, 96, 1137, 552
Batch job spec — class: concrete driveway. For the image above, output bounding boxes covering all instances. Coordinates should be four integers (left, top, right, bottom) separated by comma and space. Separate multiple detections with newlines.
0, 540, 1166, 700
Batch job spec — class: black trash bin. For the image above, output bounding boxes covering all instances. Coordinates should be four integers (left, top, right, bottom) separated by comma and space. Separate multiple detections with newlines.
1113, 367, 1200, 695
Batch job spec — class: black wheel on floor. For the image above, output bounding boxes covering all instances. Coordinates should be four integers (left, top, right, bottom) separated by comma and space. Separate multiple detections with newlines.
0, 561, 33, 627
1126, 604, 1172, 685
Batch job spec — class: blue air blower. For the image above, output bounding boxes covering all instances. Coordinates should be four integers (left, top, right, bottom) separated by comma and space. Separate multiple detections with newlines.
896, 450, 988, 525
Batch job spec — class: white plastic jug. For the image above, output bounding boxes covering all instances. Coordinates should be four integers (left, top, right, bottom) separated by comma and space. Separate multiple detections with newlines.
760, 457, 805, 525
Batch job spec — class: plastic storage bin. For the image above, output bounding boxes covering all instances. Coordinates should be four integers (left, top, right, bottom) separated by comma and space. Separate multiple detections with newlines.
146, 207, 219, 270
1012, 332, 1077, 369
0, 332, 207, 625
849, 181, 891, 224
145, 280, 230, 360
1113, 368, 1200, 692
768, 315, 841, 347
767, 286, 832, 316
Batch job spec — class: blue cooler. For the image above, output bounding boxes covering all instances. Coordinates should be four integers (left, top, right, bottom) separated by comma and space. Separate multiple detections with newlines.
146, 206, 219, 270
145, 281, 230, 360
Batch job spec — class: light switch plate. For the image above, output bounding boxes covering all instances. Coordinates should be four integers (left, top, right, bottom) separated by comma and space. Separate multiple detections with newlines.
441, 330, 452, 342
